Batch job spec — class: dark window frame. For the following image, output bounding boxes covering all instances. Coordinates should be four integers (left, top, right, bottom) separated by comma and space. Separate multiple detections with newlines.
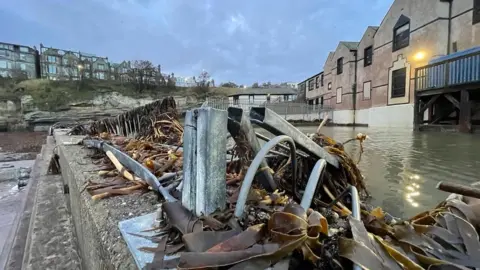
320, 74, 324, 86
364, 46, 373, 66
328, 82, 332, 90
391, 67, 407, 98
337, 57, 343, 74
393, 15, 410, 52
308, 79, 314, 91
474, 0, 480, 24
315, 76, 319, 88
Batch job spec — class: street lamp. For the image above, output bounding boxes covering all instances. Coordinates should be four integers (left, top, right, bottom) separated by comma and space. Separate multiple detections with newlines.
413, 51, 426, 61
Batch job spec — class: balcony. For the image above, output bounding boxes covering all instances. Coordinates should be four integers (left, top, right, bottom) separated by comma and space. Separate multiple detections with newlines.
415, 47, 480, 94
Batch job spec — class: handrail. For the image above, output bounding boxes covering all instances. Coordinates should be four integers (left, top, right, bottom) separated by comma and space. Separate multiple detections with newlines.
415, 50, 480, 91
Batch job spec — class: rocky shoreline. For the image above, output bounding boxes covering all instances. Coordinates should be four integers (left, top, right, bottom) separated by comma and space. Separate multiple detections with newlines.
0, 132, 45, 185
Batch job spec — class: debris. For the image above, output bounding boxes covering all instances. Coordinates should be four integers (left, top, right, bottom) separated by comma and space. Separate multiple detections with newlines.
65, 97, 480, 269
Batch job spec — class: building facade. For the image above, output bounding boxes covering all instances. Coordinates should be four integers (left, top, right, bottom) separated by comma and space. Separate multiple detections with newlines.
0, 42, 39, 79
40, 44, 110, 80
303, 0, 480, 128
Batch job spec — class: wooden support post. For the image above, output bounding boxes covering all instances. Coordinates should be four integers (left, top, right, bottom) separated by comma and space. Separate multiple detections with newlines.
413, 92, 420, 130
428, 103, 434, 122
459, 89, 472, 133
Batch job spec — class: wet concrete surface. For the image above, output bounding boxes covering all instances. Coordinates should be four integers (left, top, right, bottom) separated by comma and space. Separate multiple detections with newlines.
0, 181, 25, 263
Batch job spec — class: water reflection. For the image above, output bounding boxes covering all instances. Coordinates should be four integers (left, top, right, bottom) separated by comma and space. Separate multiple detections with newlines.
290, 126, 480, 219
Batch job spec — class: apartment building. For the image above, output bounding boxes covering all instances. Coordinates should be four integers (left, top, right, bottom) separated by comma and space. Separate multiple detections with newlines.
303, 0, 480, 128
0, 42, 39, 79
40, 44, 110, 80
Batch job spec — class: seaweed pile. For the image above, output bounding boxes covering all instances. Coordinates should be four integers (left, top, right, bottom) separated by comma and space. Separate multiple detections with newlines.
72, 97, 480, 269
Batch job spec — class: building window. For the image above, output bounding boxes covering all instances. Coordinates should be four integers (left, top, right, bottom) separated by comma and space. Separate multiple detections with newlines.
0, 60, 7, 69
19, 47, 29, 53
19, 54, 27, 61
47, 56, 57, 63
337, 58, 343, 74
393, 15, 410, 51
336, 87, 342, 103
328, 82, 332, 90
20, 63, 26, 71
308, 79, 314, 91
363, 81, 371, 100
48, 64, 57, 74
320, 74, 324, 86
474, 0, 480, 24
0, 50, 6, 56
249, 95, 254, 103
98, 72, 105, 79
315, 76, 319, 88
364, 46, 373, 66
391, 68, 406, 98
98, 64, 105, 70
233, 95, 239, 105
284, 95, 290, 101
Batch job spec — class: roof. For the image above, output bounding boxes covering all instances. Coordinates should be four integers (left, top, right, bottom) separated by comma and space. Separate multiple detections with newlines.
368, 26, 379, 31
340, 41, 359, 50
227, 87, 297, 96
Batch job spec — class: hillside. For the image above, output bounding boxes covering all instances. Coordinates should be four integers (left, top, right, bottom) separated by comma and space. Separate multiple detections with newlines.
0, 78, 239, 111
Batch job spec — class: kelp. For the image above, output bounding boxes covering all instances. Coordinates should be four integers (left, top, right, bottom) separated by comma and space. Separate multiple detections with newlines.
65, 97, 480, 269
338, 197, 480, 270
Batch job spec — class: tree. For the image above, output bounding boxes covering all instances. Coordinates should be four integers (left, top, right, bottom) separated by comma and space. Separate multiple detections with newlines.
262, 81, 272, 88
128, 60, 155, 92
63, 58, 79, 81
9, 68, 28, 83
252, 82, 259, 88
166, 72, 176, 88
193, 70, 211, 99
220, 82, 238, 88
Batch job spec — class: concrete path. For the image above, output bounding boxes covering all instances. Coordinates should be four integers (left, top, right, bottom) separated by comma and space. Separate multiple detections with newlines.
0, 181, 26, 268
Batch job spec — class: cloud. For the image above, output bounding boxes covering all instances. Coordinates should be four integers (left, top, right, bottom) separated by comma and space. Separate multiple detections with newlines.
0, 0, 393, 84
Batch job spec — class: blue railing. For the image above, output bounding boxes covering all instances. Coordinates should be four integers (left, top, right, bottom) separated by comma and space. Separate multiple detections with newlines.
415, 49, 480, 91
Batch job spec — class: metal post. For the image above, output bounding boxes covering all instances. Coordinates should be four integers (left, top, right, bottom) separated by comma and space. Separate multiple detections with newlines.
195, 107, 228, 216
182, 110, 197, 211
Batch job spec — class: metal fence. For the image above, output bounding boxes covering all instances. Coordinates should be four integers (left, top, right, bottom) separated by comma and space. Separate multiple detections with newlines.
199, 98, 332, 121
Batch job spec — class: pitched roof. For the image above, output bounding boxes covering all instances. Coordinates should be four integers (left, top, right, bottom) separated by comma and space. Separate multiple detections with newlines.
340, 41, 360, 50
227, 87, 297, 96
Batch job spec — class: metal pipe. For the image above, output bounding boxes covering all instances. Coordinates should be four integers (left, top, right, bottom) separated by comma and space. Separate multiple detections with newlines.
227, 108, 276, 191
234, 135, 297, 218
300, 159, 327, 210
83, 139, 177, 202
249, 107, 339, 168
256, 132, 308, 158
349, 185, 361, 270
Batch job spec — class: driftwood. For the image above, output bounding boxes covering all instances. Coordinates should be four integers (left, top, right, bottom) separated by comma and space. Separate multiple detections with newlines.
69, 97, 177, 138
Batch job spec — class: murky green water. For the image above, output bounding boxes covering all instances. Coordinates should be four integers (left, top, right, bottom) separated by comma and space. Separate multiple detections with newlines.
275, 126, 480, 219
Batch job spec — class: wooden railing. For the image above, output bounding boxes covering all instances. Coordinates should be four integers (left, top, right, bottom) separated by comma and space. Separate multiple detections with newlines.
415, 50, 480, 91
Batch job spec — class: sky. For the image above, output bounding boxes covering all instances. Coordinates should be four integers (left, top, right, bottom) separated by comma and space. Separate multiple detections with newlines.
1, 0, 393, 85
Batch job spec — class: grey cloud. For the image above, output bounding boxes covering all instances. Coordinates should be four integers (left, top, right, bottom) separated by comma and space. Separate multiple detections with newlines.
1, 0, 393, 84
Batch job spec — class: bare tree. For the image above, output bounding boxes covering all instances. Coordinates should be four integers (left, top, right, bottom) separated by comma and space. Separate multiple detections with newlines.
193, 70, 211, 99
9, 68, 28, 83
166, 72, 176, 88
252, 82, 259, 88
128, 60, 155, 92
63, 58, 79, 80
